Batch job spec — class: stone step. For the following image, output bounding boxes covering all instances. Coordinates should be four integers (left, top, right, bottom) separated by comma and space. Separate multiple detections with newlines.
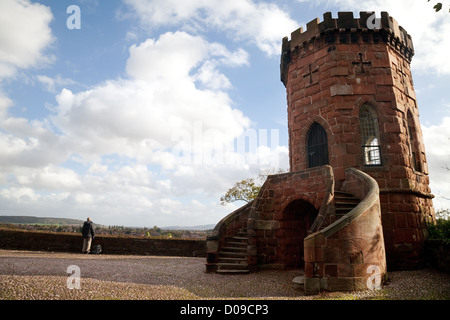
216, 228, 249, 274
335, 207, 357, 212
334, 191, 355, 197
334, 190, 359, 217
335, 192, 358, 201
227, 241, 247, 246
222, 246, 247, 252
335, 208, 357, 214
335, 193, 359, 200
229, 236, 248, 241
217, 262, 249, 269
335, 207, 356, 216
335, 199, 359, 205
218, 257, 247, 262
219, 251, 247, 257
292, 273, 305, 289
216, 269, 250, 274
292, 275, 304, 285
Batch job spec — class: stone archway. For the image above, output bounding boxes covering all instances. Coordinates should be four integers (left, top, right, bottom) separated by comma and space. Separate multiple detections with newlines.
277, 199, 318, 269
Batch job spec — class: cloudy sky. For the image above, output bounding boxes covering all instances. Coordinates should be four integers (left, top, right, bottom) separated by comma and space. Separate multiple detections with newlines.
0, 0, 449, 228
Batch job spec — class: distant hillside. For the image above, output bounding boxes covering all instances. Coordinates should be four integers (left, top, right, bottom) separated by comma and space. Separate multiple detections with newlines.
161, 224, 215, 231
0, 216, 84, 226
0, 216, 215, 231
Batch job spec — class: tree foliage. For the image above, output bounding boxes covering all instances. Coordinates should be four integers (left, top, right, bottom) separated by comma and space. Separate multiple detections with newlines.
427, 209, 450, 244
220, 168, 286, 205
428, 1, 450, 12
220, 179, 261, 205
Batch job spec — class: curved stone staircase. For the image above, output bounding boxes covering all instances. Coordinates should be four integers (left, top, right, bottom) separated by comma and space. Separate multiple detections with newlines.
206, 167, 387, 295
303, 168, 387, 294
334, 191, 359, 218
205, 201, 252, 274
216, 228, 250, 274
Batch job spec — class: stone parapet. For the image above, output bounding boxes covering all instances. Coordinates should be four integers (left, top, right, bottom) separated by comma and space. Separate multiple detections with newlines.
281, 11, 414, 86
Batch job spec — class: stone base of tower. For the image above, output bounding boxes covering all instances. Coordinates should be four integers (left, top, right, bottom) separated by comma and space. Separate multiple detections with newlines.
380, 190, 435, 270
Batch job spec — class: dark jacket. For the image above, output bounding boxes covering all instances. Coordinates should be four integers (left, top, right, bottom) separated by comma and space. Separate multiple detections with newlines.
81, 221, 95, 239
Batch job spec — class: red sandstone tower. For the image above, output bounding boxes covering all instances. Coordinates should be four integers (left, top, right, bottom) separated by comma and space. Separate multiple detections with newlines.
280, 11, 435, 269
206, 12, 435, 294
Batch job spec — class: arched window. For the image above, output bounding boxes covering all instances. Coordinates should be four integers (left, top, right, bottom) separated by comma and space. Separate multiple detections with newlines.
360, 104, 382, 166
407, 111, 421, 172
307, 122, 329, 168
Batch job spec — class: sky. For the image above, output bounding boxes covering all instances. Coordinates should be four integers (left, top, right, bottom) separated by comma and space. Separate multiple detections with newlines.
0, 0, 449, 228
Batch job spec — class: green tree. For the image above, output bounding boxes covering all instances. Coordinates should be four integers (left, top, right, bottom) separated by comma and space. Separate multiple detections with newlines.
428, 1, 450, 12
220, 168, 286, 205
220, 178, 261, 205
427, 209, 450, 244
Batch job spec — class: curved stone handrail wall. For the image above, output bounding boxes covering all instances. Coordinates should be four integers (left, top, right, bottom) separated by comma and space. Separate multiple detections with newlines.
322, 168, 379, 237
303, 167, 387, 294
205, 201, 253, 272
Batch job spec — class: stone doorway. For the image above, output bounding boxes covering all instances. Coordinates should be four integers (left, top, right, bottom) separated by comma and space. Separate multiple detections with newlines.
307, 122, 329, 168
278, 199, 318, 269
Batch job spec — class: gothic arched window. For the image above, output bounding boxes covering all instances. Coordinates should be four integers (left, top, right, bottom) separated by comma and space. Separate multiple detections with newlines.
360, 104, 382, 166
307, 122, 329, 168
407, 111, 422, 172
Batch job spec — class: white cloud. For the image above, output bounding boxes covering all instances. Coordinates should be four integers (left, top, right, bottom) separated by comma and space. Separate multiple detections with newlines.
422, 117, 450, 210
36, 74, 78, 93
0, 111, 68, 169
122, 0, 299, 56
0, 0, 54, 79
0, 2, 291, 227
194, 61, 232, 90
0, 187, 39, 202
0, 30, 269, 226
52, 32, 251, 164
0, 1, 60, 170
14, 165, 82, 191
126, 32, 209, 82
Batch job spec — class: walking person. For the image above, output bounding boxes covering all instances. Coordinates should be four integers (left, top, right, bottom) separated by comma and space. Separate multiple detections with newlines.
81, 217, 95, 254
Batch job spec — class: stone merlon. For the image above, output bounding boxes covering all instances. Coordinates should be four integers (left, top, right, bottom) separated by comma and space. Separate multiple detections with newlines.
280, 11, 415, 85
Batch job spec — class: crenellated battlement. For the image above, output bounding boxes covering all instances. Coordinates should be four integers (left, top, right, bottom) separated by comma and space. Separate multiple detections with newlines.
288, 12, 413, 50
280, 11, 415, 86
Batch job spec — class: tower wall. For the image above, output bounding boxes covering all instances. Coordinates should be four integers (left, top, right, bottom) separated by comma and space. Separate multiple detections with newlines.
281, 12, 435, 269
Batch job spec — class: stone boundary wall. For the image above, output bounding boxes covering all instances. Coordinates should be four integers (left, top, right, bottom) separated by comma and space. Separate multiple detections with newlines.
0, 228, 206, 257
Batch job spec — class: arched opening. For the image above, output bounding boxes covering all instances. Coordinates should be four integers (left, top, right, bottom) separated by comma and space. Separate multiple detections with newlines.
307, 122, 329, 168
360, 104, 382, 166
278, 199, 318, 269
407, 111, 422, 172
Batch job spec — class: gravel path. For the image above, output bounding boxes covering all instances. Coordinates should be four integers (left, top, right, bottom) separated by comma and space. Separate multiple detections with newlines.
0, 250, 449, 300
